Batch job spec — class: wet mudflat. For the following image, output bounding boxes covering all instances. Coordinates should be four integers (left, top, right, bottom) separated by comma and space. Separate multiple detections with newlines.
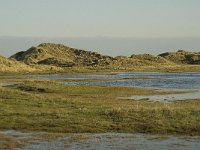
0, 82, 15, 86
1, 130, 200, 150
120, 90, 200, 102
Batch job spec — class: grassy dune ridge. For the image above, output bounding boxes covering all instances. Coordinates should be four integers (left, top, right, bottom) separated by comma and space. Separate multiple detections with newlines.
0, 43, 200, 73
0, 79, 200, 135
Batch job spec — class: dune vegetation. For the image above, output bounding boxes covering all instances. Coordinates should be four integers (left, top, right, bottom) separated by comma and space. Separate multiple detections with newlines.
0, 43, 197, 73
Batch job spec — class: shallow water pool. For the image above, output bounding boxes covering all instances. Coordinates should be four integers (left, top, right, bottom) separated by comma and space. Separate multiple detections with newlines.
1, 131, 200, 150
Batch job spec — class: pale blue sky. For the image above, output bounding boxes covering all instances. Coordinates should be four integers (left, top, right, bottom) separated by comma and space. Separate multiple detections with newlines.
0, 0, 200, 56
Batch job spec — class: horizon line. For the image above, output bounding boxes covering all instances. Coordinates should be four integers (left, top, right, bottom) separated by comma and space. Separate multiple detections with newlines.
1, 35, 200, 39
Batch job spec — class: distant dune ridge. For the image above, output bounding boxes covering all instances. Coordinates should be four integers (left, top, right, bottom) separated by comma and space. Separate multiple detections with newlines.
0, 43, 199, 73
159, 50, 200, 64
0, 54, 63, 73
10, 43, 114, 67
0, 55, 36, 72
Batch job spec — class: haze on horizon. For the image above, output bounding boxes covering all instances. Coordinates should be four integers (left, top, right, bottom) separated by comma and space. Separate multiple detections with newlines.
0, 0, 200, 57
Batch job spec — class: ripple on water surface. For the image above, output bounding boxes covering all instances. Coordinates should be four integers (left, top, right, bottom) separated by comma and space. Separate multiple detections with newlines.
28, 72, 200, 101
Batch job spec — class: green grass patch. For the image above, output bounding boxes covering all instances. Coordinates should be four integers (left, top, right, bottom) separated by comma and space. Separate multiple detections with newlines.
0, 80, 200, 135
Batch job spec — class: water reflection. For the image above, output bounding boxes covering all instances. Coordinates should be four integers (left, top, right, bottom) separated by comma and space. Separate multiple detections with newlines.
28, 72, 200, 101
29, 72, 200, 90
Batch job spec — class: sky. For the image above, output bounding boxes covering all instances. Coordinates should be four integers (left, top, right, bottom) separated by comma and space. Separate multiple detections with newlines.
0, 0, 200, 57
